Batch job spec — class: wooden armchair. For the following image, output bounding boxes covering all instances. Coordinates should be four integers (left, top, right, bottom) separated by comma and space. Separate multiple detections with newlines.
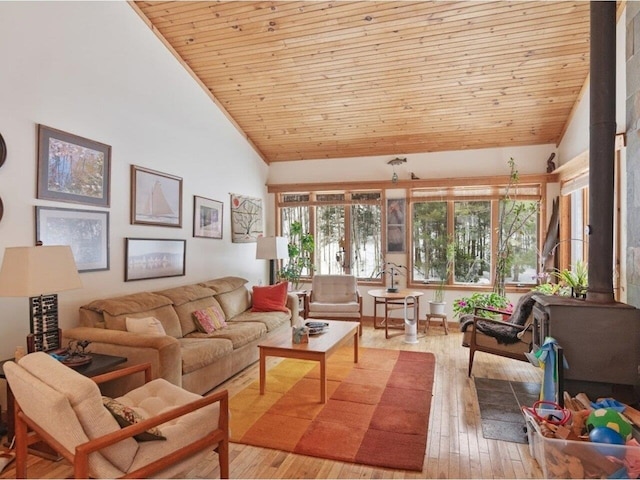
305, 274, 363, 335
4, 352, 228, 479
459, 291, 537, 376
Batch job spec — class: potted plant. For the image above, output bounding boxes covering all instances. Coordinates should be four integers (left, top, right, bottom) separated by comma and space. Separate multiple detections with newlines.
278, 221, 314, 290
453, 292, 513, 319
552, 260, 588, 299
429, 240, 455, 315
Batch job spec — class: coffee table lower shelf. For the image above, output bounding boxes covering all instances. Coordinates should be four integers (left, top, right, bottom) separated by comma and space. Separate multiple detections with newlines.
258, 320, 359, 404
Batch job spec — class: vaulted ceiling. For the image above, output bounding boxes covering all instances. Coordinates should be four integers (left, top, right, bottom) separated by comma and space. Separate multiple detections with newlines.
131, 1, 591, 163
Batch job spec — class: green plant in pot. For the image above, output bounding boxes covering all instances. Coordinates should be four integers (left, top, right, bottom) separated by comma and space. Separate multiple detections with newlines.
278, 221, 314, 290
552, 260, 588, 298
429, 240, 455, 314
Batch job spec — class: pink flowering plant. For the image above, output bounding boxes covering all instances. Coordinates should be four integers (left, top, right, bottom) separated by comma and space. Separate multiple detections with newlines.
453, 292, 513, 319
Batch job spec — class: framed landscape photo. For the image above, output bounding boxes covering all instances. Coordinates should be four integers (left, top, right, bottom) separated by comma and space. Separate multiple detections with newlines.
193, 195, 223, 239
37, 125, 111, 207
35, 206, 110, 272
131, 165, 183, 227
125, 238, 186, 281
230, 193, 263, 243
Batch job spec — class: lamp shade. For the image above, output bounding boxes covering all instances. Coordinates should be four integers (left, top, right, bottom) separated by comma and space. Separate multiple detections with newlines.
0, 245, 82, 297
256, 236, 289, 260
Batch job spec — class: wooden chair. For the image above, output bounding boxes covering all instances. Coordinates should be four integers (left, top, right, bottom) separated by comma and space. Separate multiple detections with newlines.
459, 291, 537, 376
305, 274, 363, 335
3, 352, 228, 479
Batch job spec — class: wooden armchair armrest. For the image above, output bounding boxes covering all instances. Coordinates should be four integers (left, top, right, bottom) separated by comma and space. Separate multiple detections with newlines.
473, 305, 512, 316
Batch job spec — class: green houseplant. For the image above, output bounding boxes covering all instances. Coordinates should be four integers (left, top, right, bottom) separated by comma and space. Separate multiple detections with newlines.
278, 221, 314, 290
453, 292, 513, 319
553, 260, 588, 298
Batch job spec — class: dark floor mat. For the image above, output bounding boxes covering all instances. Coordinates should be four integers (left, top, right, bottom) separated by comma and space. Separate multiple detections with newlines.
474, 377, 540, 444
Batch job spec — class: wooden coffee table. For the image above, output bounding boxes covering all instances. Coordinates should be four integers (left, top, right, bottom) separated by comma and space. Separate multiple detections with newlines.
258, 320, 359, 403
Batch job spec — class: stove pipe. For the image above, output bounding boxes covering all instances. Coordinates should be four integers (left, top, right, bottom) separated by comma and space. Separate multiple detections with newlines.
587, 1, 616, 304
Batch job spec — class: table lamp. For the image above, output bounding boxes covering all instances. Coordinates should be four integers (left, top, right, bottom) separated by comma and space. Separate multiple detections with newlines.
0, 245, 82, 352
256, 236, 289, 285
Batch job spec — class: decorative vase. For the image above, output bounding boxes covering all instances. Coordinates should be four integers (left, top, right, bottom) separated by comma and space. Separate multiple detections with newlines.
429, 301, 446, 315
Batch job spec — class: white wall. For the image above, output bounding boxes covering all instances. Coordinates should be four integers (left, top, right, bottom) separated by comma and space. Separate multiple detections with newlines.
0, 1, 269, 369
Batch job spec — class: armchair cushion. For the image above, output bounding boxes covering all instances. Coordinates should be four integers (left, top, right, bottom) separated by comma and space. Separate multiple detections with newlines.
311, 275, 358, 303
14, 353, 138, 472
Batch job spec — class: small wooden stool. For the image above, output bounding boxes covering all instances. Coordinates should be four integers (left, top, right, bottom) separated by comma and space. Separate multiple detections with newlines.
425, 313, 449, 335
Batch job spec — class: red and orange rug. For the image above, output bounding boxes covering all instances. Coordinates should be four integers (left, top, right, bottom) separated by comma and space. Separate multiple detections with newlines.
229, 347, 435, 471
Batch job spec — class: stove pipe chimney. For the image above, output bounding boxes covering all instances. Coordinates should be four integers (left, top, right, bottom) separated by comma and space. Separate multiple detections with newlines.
587, 1, 616, 304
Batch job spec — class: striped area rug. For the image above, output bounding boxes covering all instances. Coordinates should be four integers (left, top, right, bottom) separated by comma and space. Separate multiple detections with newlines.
229, 347, 435, 471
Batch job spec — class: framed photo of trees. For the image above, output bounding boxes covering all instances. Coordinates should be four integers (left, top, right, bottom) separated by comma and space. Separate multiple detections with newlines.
37, 125, 111, 207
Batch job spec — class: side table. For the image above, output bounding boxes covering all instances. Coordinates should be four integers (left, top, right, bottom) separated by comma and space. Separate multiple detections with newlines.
292, 290, 308, 319
0, 352, 127, 460
368, 289, 424, 339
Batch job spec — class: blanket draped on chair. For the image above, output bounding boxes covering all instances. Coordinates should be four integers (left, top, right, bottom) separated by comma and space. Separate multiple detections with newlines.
459, 291, 537, 344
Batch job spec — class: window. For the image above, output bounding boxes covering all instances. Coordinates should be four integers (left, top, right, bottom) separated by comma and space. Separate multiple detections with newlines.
278, 191, 382, 280
410, 185, 541, 289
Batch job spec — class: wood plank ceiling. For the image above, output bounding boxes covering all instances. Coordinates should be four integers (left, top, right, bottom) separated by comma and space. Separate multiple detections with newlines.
132, 1, 590, 163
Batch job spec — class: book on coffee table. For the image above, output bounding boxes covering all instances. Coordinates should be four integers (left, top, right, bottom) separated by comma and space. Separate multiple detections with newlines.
305, 321, 329, 335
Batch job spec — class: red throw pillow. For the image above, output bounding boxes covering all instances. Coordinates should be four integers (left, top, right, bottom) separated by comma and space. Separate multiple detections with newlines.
252, 282, 289, 312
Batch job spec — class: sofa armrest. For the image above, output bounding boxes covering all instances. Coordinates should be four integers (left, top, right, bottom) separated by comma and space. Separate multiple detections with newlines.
62, 327, 182, 395
286, 293, 300, 326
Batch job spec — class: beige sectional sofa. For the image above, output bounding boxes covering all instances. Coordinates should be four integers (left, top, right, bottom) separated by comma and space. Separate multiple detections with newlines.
63, 276, 298, 396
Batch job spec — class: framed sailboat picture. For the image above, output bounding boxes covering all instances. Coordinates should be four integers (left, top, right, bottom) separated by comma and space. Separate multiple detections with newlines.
131, 165, 182, 227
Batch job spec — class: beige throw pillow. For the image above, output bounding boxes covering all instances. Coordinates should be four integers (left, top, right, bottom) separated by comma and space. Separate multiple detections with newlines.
125, 316, 166, 336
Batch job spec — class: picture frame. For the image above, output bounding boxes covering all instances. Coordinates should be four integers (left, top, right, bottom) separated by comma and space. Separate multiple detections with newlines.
125, 238, 186, 281
386, 198, 406, 253
37, 125, 111, 207
193, 195, 223, 239
230, 193, 263, 243
0, 130, 6, 169
35, 206, 110, 272
131, 165, 182, 227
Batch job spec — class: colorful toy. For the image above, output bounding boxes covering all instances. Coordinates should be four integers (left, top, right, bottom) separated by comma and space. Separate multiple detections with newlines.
586, 408, 633, 440
588, 427, 625, 458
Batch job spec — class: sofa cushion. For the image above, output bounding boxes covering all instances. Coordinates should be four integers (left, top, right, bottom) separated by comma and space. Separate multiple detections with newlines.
84, 292, 172, 317
215, 286, 251, 320
154, 285, 218, 336
185, 321, 266, 349
105, 305, 183, 339
251, 282, 289, 313
229, 310, 291, 332
192, 306, 227, 333
178, 338, 233, 375
199, 276, 248, 295
125, 316, 166, 336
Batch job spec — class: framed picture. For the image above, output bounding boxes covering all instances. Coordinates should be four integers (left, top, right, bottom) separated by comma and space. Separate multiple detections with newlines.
386, 198, 406, 253
230, 193, 263, 243
35, 206, 110, 272
37, 125, 111, 207
125, 238, 186, 281
131, 165, 183, 227
193, 195, 223, 239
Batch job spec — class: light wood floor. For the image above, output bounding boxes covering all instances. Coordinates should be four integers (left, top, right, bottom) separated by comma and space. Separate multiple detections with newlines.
0, 320, 544, 479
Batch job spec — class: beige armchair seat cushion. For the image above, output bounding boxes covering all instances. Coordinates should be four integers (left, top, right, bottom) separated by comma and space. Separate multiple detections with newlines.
115, 378, 220, 477
307, 275, 362, 320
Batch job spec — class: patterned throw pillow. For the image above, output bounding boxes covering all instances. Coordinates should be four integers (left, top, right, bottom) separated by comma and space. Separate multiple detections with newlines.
102, 397, 166, 442
251, 282, 289, 313
192, 306, 227, 333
